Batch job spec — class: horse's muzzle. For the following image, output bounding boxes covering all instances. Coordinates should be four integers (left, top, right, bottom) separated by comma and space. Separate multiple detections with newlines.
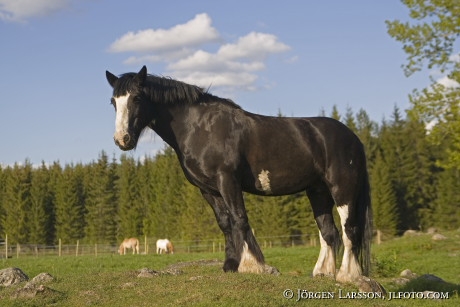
114, 133, 136, 151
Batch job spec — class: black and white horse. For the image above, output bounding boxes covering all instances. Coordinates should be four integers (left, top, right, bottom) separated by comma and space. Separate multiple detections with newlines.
105, 66, 372, 282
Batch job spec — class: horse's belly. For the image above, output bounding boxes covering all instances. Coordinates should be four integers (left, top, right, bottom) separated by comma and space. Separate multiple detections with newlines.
242, 166, 317, 196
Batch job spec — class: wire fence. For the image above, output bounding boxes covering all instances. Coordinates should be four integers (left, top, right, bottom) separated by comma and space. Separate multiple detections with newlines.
1, 228, 408, 259
0, 233, 322, 259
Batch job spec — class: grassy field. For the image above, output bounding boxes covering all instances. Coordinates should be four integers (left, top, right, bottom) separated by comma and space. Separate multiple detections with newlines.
0, 231, 459, 306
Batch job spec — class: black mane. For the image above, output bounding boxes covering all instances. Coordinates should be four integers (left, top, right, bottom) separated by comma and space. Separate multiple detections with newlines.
113, 73, 241, 109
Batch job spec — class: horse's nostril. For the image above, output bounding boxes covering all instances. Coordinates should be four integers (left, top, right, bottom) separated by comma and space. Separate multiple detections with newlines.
123, 134, 130, 144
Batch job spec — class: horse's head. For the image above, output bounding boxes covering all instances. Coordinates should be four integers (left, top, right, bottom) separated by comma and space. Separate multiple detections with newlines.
105, 66, 154, 151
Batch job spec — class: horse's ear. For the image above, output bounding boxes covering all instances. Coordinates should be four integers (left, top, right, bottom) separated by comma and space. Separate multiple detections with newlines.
106, 70, 118, 88
134, 65, 147, 86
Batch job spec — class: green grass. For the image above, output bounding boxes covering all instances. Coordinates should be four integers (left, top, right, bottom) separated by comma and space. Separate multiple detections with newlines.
0, 231, 459, 306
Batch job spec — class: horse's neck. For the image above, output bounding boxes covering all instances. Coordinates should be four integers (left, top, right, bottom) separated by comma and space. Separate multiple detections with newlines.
150, 105, 188, 151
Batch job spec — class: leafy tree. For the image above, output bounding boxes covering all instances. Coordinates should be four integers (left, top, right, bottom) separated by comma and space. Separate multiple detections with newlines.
386, 0, 460, 169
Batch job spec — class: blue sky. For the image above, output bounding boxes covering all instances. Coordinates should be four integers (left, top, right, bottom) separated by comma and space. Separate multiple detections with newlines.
0, 0, 430, 166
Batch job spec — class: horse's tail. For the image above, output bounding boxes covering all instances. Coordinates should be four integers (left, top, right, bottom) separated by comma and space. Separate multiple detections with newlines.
357, 168, 372, 277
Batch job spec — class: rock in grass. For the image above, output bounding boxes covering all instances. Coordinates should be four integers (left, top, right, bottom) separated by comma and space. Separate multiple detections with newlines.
356, 276, 387, 295
26, 272, 54, 287
432, 234, 447, 241
0, 268, 29, 287
13, 284, 62, 299
137, 268, 160, 278
400, 269, 417, 279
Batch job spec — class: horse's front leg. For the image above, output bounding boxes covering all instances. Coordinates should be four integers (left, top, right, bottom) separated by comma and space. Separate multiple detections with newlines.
201, 190, 240, 271
203, 173, 266, 274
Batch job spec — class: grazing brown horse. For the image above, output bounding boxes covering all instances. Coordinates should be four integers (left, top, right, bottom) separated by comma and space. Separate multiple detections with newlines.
118, 238, 140, 255
106, 66, 372, 282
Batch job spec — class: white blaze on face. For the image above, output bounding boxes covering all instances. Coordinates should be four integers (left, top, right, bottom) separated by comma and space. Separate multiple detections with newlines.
113, 93, 130, 145
258, 169, 272, 193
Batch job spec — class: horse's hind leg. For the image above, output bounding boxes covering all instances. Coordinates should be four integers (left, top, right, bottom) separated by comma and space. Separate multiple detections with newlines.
336, 204, 362, 283
307, 183, 340, 278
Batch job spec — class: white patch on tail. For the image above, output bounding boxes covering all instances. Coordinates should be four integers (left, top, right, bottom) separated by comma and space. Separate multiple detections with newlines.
336, 204, 362, 283
238, 241, 265, 273
113, 93, 130, 145
258, 169, 272, 194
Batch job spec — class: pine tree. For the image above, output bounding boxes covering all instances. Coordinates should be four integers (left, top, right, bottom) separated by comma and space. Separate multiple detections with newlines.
29, 162, 54, 244
0, 162, 32, 244
54, 164, 85, 244
344, 106, 358, 133
355, 108, 378, 167
145, 146, 185, 239
0, 165, 4, 236
370, 152, 399, 236
84, 151, 118, 244
431, 168, 460, 230
117, 155, 143, 240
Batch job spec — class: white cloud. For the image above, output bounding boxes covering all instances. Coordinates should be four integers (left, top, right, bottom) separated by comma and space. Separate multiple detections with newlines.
218, 32, 290, 60
169, 50, 266, 73
437, 76, 460, 88
172, 71, 259, 89
109, 14, 291, 91
0, 0, 69, 23
108, 13, 220, 53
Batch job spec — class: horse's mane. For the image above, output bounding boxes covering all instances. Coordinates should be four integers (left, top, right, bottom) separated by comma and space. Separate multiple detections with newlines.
114, 73, 241, 109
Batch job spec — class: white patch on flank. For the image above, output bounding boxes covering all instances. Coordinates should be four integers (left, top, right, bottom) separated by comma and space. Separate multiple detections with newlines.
336, 204, 362, 283
113, 93, 130, 144
258, 169, 272, 193
238, 241, 264, 273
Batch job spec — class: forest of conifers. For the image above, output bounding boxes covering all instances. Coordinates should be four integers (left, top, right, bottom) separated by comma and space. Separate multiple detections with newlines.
0, 106, 459, 247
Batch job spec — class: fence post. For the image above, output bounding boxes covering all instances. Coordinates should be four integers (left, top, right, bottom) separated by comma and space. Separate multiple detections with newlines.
17, 243, 19, 258
145, 235, 148, 254
5, 234, 7, 259
377, 229, 381, 245
59, 238, 61, 257
76, 240, 79, 256
95, 244, 98, 257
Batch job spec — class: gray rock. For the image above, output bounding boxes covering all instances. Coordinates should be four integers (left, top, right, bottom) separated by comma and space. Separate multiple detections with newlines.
0, 267, 29, 287
26, 272, 54, 287
432, 234, 447, 241
400, 269, 417, 279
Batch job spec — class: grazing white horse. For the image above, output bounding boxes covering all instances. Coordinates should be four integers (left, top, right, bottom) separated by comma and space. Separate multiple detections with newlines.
119, 238, 140, 255
156, 239, 174, 254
